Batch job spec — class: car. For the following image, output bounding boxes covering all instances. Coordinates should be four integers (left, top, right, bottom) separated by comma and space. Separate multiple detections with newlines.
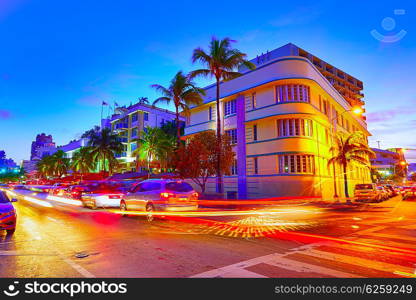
403, 187, 416, 200
81, 183, 125, 209
384, 184, 398, 197
0, 191, 17, 235
48, 183, 70, 196
377, 186, 390, 200
120, 179, 199, 221
354, 183, 383, 203
66, 185, 91, 200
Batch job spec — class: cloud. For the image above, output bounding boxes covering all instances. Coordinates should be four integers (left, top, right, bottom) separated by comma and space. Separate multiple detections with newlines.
366, 101, 416, 123
0, 110, 12, 119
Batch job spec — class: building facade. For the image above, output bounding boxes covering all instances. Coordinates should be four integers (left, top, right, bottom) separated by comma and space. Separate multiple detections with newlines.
184, 43, 371, 199
107, 102, 182, 172
370, 148, 403, 178
30, 133, 56, 160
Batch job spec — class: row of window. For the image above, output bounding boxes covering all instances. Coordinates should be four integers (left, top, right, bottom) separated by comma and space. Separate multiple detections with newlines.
277, 119, 313, 137
249, 155, 315, 175
275, 84, 310, 103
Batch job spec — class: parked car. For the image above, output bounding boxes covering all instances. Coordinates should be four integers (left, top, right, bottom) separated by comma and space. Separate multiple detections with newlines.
377, 186, 390, 201
354, 183, 383, 203
403, 187, 416, 200
0, 191, 17, 234
120, 179, 199, 221
81, 183, 125, 209
66, 185, 91, 200
384, 184, 398, 197
48, 183, 70, 196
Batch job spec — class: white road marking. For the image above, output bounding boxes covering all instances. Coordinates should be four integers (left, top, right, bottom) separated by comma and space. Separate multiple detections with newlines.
302, 248, 413, 275
190, 252, 361, 278
56, 252, 96, 278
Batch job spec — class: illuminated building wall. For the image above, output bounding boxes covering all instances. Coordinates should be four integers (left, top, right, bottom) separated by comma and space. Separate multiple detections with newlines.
108, 102, 183, 172
184, 44, 371, 199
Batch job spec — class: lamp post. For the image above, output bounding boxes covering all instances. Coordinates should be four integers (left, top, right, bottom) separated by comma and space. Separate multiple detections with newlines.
329, 106, 363, 199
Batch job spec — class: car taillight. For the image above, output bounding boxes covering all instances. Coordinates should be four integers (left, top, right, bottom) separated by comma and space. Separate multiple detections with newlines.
160, 192, 174, 200
109, 195, 122, 199
191, 192, 199, 200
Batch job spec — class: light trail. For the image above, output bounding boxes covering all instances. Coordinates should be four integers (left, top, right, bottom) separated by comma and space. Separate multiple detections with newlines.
109, 207, 321, 218
23, 196, 53, 208
46, 195, 83, 206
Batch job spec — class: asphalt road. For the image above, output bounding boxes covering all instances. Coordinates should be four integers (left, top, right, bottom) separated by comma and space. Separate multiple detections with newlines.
1, 189, 416, 278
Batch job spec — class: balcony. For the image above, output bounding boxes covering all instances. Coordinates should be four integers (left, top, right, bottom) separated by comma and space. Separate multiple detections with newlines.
114, 123, 129, 131
117, 137, 128, 143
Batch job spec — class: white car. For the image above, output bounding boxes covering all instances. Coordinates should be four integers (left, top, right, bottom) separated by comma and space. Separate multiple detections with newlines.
120, 179, 198, 221
81, 183, 125, 209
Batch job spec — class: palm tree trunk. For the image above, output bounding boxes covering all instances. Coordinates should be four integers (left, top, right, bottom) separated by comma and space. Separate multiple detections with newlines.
175, 106, 180, 146
215, 78, 223, 194
343, 162, 350, 202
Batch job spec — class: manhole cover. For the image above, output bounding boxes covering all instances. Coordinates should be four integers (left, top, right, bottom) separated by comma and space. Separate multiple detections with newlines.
75, 252, 89, 259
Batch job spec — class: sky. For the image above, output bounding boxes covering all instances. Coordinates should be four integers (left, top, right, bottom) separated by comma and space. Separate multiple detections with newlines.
1, 0, 416, 163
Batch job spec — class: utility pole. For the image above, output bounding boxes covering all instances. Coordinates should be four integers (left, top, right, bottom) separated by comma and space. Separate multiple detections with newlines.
376, 140, 381, 149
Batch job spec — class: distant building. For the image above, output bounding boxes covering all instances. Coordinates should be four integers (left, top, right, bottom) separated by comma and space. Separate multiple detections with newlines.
370, 148, 403, 177
22, 133, 57, 174
59, 138, 89, 159
106, 102, 183, 172
30, 133, 57, 160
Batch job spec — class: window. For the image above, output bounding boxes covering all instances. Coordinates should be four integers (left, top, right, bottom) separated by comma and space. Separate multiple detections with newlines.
254, 157, 259, 174
225, 129, 237, 144
144, 112, 149, 121
143, 127, 148, 134
278, 155, 314, 174
253, 125, 258, 141
131, 142, 137, 152
251, 93, 257, 109
224, 99, 236, 116
231, 159, 238, 175
276, 84, 310, 103
131, 128, 138, 138
131, 113, 138, 123
208, 106, 213, 121
138, 182, 162, 192
165, 182, 194, 192
277, 119, 313, 137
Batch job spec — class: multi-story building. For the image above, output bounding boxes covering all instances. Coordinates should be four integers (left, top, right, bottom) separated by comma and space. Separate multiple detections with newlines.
370, 148, 403, 177
184, 43, 371, 199
107, 102, 182, 172
58, 138, 89, 159
30, 133, 56, 160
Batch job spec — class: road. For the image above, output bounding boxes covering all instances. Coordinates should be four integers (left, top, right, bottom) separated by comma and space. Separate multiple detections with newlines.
1, 189, 416, 278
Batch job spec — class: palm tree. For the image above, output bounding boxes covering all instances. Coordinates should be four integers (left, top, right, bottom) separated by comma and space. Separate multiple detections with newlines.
328, 132, 375, 201
87, 128, 124, 174
190, 37, 256, 193
132, 127, 172, 176
36, 155, 55, 178
51, 150, 70, 177
71, 147, 95, 180
138, 97, 149, 104
151, 71, 205, 144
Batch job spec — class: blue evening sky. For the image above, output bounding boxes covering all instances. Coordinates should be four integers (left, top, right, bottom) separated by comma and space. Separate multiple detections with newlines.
1, 0, 415, 163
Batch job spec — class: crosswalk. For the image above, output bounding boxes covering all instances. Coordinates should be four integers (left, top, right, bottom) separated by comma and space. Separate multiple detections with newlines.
191, 230, 416, 278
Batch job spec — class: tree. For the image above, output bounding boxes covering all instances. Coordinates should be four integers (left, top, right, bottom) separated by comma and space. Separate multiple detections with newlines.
328, 132, 375, 201
87, 128, 123, 174
190, 37, 256, 193
132, 127, 173, 176
173, 131, 235, 193
81, 126, 101, 139
138, 97, 149, 104
410, 172, 416, 182
160, 119, 184, 138
36, 150, 70, 178
71, 147, 96, 178
151, 71, 205, 144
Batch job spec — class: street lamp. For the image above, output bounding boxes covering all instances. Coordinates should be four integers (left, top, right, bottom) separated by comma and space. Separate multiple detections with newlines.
329, 106, 363, 199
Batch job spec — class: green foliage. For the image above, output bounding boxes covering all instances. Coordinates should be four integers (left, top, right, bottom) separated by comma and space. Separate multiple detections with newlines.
132, 126, 175, 174
37, 150, 70, 178
173, 131, 235, 192
70, 147, 96, 174
87, 128, 124, 173
152, 71, 204, 143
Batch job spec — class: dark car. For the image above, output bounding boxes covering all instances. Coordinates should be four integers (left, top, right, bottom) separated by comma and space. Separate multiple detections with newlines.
0, 191, 17, 234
